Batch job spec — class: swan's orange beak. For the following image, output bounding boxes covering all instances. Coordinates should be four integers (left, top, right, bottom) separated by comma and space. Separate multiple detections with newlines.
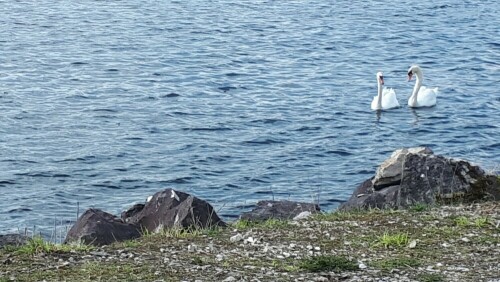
407, 72, 413, 81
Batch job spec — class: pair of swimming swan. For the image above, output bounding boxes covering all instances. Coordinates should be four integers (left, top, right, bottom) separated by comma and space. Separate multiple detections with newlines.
371, 65, 438, 110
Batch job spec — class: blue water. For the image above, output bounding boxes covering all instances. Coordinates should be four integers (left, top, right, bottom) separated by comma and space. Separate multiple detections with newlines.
1, 0, 499, 235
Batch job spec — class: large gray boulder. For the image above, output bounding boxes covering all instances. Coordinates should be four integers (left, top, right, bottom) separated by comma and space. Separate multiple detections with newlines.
373, 147, 433, 190
125, 189, 226, 232
340, 147, 499, 211
240, 200, 321, 221
65, 209, 141, 246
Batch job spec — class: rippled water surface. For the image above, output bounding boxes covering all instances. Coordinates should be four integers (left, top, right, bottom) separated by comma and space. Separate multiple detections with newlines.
1, 0, 499, 234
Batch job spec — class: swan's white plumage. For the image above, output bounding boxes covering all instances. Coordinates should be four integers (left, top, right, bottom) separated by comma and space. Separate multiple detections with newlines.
408, 86, 438, 107
407, 65, 438, 108
371, 87, 400, 110
371, 71, 399, 110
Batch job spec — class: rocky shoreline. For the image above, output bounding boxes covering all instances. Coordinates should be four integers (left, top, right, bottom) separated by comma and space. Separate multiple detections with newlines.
1, 147, 499, 281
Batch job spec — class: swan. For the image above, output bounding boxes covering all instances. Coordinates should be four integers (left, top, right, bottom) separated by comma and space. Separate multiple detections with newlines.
407, 65, 438, 107
371, 72, 400, 110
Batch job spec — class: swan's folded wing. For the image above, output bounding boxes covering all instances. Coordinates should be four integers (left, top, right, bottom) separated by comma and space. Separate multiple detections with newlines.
382, 87, 396, 96
382, 87, 400, 108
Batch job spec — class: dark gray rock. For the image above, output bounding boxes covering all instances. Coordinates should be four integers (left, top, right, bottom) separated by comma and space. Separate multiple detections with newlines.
65, 209, 141, 246
126, 189, 226, 232
240, 200, 321, 221
373, 147, 433, 190
340, 147, 499, 211
121, 203, 145, 223
0, 234, 28, 248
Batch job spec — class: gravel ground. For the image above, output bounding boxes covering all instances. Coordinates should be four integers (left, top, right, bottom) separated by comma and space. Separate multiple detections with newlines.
1, 202, 499, 282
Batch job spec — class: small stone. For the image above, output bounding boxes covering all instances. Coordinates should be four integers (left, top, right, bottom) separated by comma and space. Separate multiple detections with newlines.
461, 237, 470, 242
293, 211, 312, 221
408, 240, 417, 248
230, 234, 243, 242
216, 254, 225, 261
188, 244, 197, 252
223, 277, 236, 282
359, 263, 367, 269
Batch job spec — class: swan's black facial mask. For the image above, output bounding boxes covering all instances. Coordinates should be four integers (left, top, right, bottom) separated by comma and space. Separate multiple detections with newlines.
407, 71, 413, 81
379, 76, 384, 85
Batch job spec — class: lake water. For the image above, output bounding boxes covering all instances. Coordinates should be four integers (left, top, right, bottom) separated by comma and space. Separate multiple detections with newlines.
1, 0, 499, 236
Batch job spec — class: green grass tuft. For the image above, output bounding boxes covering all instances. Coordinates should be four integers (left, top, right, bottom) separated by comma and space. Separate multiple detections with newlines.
454, 216, 470, 227
409, 203, 429, 212
377, 232, 409, 248
474, 217, 489, 228
298, 255, 358, 272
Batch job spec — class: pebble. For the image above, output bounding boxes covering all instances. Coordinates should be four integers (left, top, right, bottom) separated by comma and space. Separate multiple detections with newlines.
216, 254, 225, 261
230, 234, 243, 242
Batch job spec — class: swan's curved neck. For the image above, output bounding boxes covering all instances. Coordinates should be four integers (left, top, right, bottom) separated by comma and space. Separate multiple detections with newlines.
377, 79, 383, 108
409, 71, 423, 106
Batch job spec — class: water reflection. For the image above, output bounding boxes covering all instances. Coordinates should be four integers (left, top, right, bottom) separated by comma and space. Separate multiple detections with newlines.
410, 108, 420, 125
375, 110, 382, 122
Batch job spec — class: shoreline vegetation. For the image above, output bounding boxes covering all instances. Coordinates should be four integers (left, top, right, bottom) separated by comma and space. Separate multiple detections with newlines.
0, 201, 499, 281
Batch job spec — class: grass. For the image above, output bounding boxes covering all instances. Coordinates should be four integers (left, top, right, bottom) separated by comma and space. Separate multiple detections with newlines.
452, 216, 490, 228
377, 232, 409, 248
298, 255, 358, 272
409, 203, 430, 212
233, 218, 291, 230
454, 216, 470, 227
474, 217, 489, 227
4, 236, 93, 255
372, 257, 421, 270
140, 225, 223, 239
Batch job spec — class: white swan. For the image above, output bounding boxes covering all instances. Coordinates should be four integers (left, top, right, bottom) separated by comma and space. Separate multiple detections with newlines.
407, 65, 438, 107
371, 72, 400, 110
